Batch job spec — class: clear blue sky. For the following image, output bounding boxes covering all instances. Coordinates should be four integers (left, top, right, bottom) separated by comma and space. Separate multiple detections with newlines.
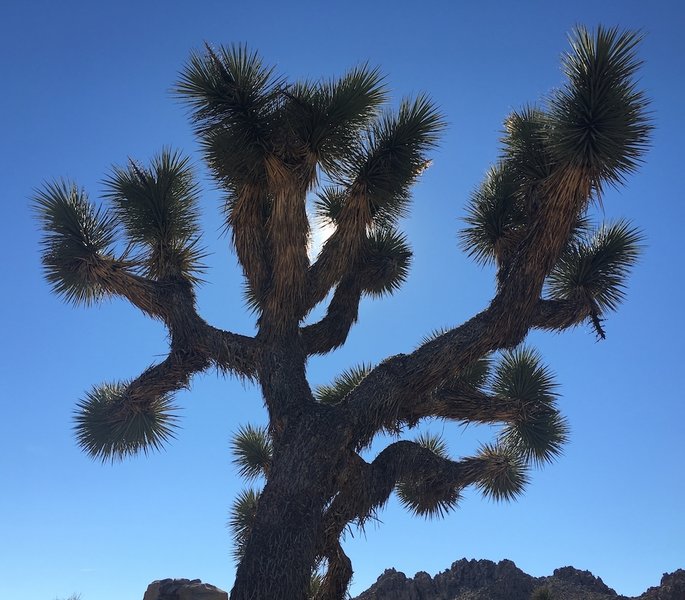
2, 1, 683, 599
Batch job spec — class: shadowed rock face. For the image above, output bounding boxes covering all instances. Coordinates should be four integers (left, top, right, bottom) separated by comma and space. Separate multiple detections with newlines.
352, 559, 685, 600
143, 578, 228, 600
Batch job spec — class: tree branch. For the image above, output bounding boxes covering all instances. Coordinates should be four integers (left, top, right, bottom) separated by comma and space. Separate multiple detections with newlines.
305, 187, 371, 313
341, 166, 593, 448
300, 276, 363, 355
92, 261, 261, 379
204, 325, 261, 380
261, 159, 312, 335
322, 441, 523, 549
531, 298, 591, 331
314, 538, 353, 600
228, 184, 272, 307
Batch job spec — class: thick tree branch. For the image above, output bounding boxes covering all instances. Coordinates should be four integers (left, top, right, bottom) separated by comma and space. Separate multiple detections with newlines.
314, 538, 353, 600
95, 261, 261, 379
95, 261, 175, 319
322, 441, 519, 550
204, 326, 261, 380
305, 188, 371, 313
341, 167, 592, 448
126, 346, 210, 405
229, 184, 272, 306
300, 276, 363, 355
404, 386, 524, 428
531, 298, 591, 331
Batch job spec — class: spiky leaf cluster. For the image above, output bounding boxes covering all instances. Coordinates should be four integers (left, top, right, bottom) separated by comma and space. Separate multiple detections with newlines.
230, 424, 272, 480
341, 96, 443, 226
229, 488, 260, 560
460, 160, 536, 267
314, 364, 373, 405
547, 220, 642, 314
281, 65, 387, 173
176, 45, 279, 189
461, 26, 650, 298
493, 348, 568, 466
73, 382, 179, 462
396, 433, 461, 518
104, 149, 206, 282
34, 181, 118, 304
549, 26, 651, 187
473, 443, 530, 501
359, 228, 412, 297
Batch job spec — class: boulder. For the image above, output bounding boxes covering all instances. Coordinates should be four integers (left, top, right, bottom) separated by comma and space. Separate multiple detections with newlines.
143, 578, 228, 600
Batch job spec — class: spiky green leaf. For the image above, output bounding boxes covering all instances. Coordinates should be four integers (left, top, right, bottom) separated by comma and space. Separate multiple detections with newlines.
492, 347, 567, 465
34, 181, 118, 304
396, 434, 460, 519
360, 228, 412, 297
283, 65, 387, 173
474, 443, 530, 501
502, 106, 554, 187
313, 186, 346, 225
548, 26, 651, 187
459, 162, 526, 265
230, 424, 272, 481
103, 149, 206, 282
73, 382, 179, 462
176, 44, 279, 188
314, 364, 373, 405
341, 95, 444, 224
228, 487, 260, 560
547, 220, 643, 314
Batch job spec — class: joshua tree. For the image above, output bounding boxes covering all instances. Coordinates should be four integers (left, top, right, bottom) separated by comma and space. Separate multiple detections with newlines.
35, 26, 649, 600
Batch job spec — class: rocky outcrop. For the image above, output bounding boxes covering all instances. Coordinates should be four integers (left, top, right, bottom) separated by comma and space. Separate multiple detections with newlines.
639, 569, 685, 600
140, 564, 685, 600
143, 578, 228, 600
353, 559, 685, 600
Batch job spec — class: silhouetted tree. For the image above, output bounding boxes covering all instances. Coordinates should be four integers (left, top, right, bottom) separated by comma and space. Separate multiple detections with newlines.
35, 27, 650, 600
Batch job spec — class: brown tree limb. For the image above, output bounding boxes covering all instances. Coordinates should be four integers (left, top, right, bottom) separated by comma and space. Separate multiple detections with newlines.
91, 259, 261, 379
320, 441, 521, 559
300, 276, 363, 355
341, 167, 593, 448
314, 538, 353, 600
304, 186, 371, 314
228, 184, 272, 307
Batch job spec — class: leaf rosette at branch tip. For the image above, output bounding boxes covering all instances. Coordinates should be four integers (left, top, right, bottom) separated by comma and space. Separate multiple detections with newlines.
74, 382, 180, 462
548, 26, 652, 189
473, 443, 530, 502
359, 228, 412, 297
459, 162, 526, 266
492, 347, 568, 466
103, 148, 207, 283
34, 181, 119, 305
546, 220, 643, 316
396, 433, 462, 519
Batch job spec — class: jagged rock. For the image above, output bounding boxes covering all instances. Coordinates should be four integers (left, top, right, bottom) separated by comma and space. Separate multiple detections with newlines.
355, 559, 535, 600
143, 578, 228, 600
353, 558, 684, 600
640, 569, 685, 600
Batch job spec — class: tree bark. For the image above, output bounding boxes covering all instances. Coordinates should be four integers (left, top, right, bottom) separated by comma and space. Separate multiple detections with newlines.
230, 412, 345, 600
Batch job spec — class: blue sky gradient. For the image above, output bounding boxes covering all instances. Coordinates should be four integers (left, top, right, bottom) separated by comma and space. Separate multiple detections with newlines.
1, 1, 683, 599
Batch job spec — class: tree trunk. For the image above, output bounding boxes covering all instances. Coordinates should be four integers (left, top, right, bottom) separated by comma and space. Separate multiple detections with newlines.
230, 414, 343, 600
